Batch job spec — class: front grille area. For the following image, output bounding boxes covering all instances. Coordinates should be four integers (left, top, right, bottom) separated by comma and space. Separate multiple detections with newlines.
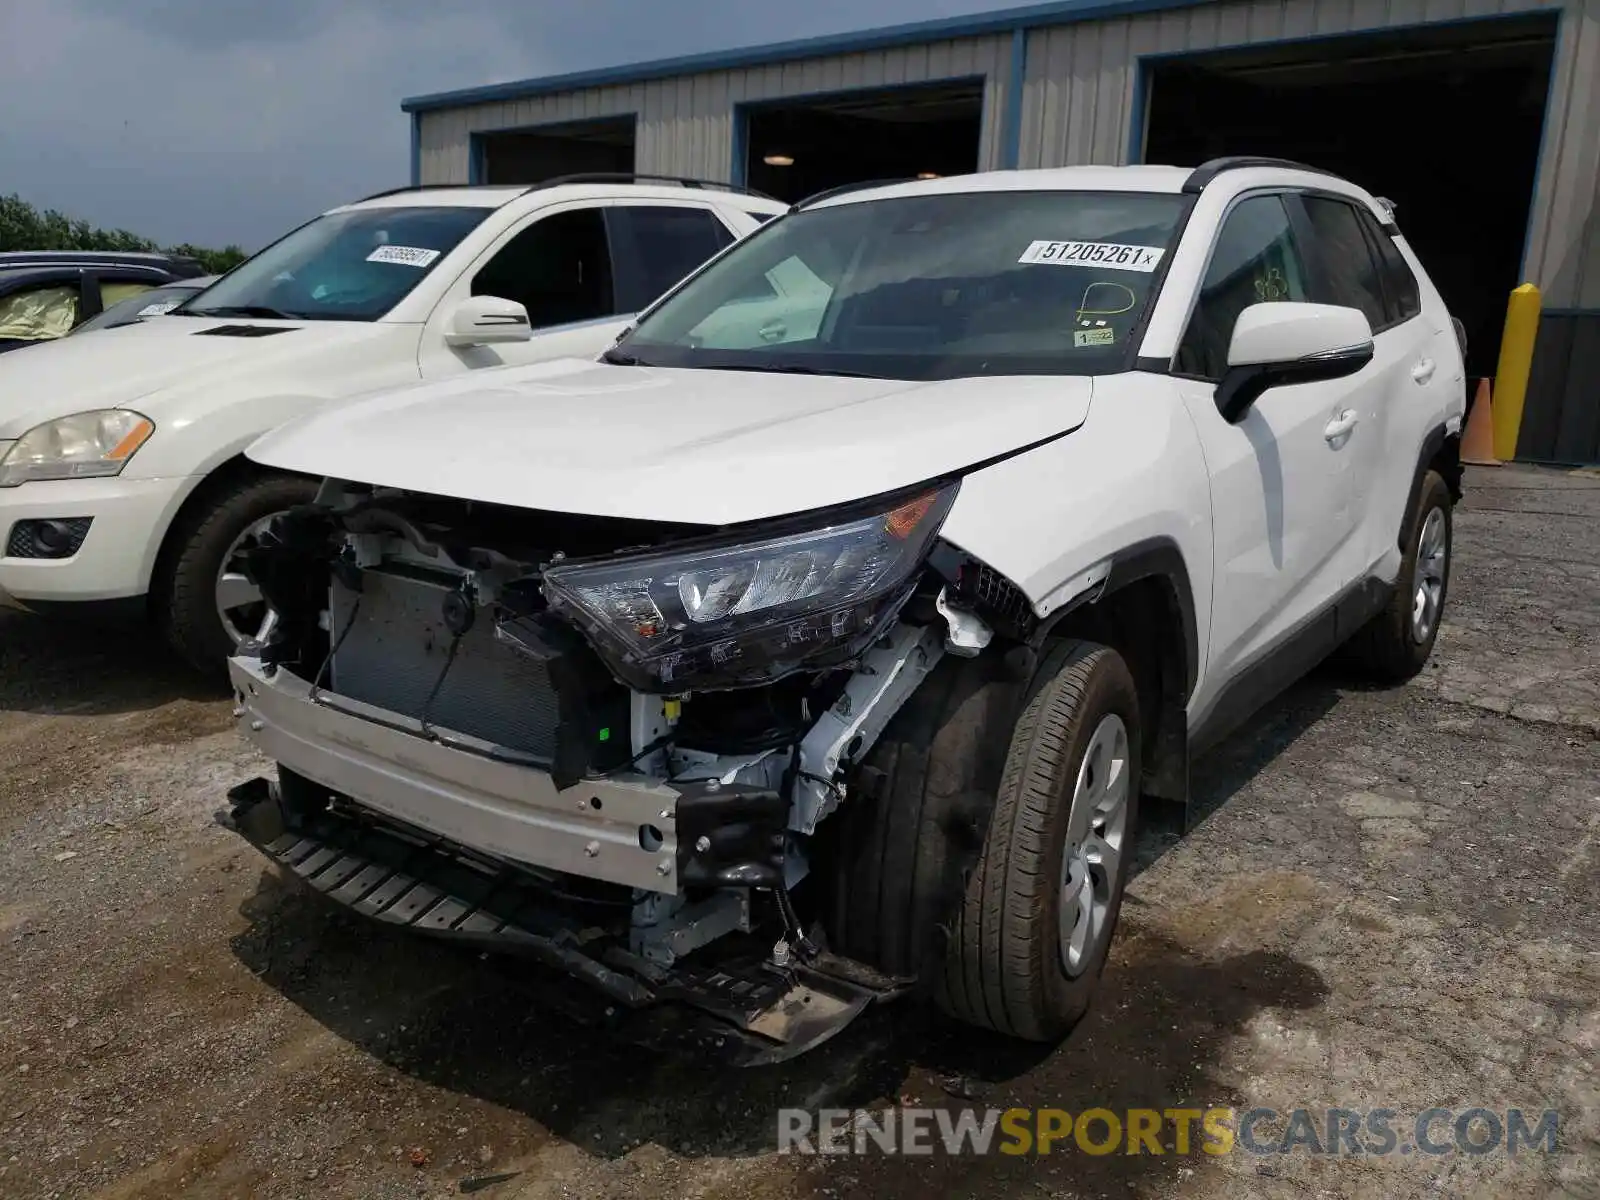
5, 517, 93, 560
328, 566, 562, 760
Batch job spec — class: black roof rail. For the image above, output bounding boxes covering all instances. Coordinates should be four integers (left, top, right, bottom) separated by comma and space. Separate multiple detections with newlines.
533, 172, 778, 201
1181, 156, 1341, 194
791, 177, 916, 211
352, 175, 778, 206
350, 182, 487, 203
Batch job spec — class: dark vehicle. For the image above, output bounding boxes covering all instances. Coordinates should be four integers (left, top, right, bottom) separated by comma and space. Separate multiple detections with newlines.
70, 275, 219, 334
0, 252, 209, 352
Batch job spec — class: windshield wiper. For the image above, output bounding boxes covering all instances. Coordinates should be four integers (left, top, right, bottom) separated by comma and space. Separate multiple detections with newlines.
600, 349, 645, 366
701, 361, 885, 380
181, 304, 305, 320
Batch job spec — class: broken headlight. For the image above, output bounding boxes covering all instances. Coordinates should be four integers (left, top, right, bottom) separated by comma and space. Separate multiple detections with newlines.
542, 484, 957, 691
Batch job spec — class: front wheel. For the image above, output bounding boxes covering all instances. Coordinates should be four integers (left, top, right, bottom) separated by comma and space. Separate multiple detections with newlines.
938, 640, 1142, 1042
155, 473, 319, 674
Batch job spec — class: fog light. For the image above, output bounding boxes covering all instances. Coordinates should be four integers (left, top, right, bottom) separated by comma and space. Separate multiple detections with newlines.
4, 517, 93, 560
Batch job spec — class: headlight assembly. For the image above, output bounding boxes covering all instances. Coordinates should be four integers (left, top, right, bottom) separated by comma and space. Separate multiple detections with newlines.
542, 483, 958, 691
0, 410, 155, 487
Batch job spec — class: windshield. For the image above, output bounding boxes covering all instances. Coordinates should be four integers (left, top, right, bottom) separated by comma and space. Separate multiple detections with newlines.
73, 282, 207, 333
177, 206, 490, 322
611, 190, 1189, 380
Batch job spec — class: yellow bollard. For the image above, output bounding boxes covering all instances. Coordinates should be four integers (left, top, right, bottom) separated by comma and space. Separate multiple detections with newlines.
1491, 283, 1541, 462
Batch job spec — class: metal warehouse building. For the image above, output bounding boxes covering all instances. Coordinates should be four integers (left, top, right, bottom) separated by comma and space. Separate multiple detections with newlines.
403, 0, 1600, 463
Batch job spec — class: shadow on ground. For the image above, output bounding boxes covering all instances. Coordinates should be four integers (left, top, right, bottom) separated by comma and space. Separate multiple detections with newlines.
231, 870, 1324, 1194
0, 609, 224, 716
226, 668, 1352, 1192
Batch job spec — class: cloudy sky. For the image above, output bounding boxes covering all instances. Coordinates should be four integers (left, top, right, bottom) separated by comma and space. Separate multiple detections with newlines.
0, 1, 1015, 252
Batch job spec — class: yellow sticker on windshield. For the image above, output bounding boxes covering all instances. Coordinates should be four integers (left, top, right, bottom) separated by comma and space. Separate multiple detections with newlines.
1074, 328, 1115, 347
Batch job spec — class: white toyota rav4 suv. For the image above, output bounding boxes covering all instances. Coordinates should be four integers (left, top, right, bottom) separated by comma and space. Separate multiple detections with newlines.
219, 158, 1465, 1063
0, 177, 783, 669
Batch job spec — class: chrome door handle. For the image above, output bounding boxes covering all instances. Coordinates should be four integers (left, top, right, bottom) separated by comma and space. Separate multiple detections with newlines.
758, 319, 788, 343
1324, 409, 1360, 443
1411, 357, 1437, 385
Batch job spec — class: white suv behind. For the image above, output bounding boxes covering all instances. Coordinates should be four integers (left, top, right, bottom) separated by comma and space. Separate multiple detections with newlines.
219, 158, 1466, 1063
0, 177, 784, 668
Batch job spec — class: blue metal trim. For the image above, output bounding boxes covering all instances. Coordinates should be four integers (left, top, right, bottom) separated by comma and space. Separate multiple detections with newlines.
409, 112, 421, 186
1001, 28, 1027, 169
1126, 58, 1147, 164
1520, 8, 1563, 284
1129, 10, 1559, 273
1135, 8, 1556, 65
462, 113, 642, 184
730, 103, 749, 187
400, 0, 1214, 113
731, 76, 988, 182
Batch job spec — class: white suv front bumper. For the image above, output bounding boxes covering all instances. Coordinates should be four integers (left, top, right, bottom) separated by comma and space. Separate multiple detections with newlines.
0, 474, 187, 606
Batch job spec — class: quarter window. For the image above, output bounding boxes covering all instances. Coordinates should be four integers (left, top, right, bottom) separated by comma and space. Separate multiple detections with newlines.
1299, 195, 1388, 331
1360, 208, 1422, 325
605, 206, 733, 313
1177, 195, 1310, 381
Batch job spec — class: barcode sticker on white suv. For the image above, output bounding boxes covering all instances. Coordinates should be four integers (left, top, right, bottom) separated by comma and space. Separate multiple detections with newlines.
1018, 240, 1165, 272
366, 245, 441, 268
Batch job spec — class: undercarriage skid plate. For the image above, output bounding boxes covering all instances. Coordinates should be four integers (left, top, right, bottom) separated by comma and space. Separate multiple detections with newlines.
219, 777, 911, 1064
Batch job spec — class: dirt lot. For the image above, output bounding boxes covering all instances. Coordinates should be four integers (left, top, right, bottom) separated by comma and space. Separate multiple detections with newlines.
0, 465, 1595, 1200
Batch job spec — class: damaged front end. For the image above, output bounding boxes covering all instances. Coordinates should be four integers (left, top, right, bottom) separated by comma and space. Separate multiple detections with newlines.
220, 476, 994, 1063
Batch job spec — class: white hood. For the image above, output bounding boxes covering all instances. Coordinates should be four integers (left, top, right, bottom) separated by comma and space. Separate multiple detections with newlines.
248, 358, 1094, 526
0, 316, 403, 439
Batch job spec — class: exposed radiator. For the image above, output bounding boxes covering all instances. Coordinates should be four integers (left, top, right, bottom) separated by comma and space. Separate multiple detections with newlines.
328, 566, 562, 761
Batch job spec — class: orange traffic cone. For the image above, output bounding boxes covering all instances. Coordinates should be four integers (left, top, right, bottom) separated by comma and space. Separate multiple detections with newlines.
1461, 378, 1500, 466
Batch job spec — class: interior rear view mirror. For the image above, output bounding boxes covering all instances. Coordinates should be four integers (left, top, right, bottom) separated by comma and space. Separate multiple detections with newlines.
445, 295, 533, 348
1218, 302, 1375, 423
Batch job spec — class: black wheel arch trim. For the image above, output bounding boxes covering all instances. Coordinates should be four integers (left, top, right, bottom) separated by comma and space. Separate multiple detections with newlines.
1029, 536, 1199, 706
1403, 424, 1461, 552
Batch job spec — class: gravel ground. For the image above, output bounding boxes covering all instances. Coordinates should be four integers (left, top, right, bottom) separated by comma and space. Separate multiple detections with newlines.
0, 465, 1594, 1200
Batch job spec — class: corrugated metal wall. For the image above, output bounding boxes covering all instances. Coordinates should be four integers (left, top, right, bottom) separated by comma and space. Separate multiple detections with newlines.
418, 34, 1014, 189
1017, 0, 1600, 308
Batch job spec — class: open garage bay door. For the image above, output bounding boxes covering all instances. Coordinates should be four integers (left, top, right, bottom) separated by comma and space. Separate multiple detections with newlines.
1143, 15, 1556, 384
743, 81, 983, 204
480, 116, 637, 185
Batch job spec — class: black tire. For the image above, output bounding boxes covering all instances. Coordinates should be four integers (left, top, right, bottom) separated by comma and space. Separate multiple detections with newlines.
824, 640, 1141, 1043
938, 641, 1141, 1041
1345, 469, 1453, 683
155, 472, 318, 674
823, 655, 1020, 990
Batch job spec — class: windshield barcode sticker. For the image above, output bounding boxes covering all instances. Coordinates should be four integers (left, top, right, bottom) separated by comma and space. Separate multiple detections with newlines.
367, 245, 441, 268
1018, 241, 1165, 272
136, 301, 181, 317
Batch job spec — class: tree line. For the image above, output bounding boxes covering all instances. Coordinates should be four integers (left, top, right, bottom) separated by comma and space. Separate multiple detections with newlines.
0, 193, 248, 275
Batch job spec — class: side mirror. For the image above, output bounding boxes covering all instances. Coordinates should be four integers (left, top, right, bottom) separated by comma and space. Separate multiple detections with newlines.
444, 295, 532, 347
1217, 302, 1374, 423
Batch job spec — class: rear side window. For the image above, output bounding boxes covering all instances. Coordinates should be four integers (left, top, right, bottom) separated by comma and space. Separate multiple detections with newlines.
1299, 195, 1388, 332
1177, 195, 1311, 381
472, 207, 615, 329
605, 206, 733, 313
1361, 209, 1422, 325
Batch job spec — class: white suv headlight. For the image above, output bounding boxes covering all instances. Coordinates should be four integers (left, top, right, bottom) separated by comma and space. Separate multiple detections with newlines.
0, 410, 155, 487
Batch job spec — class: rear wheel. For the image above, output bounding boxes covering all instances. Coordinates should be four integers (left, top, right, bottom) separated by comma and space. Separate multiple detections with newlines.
1346, 469, 1453, 682
155, 473, 318, 673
